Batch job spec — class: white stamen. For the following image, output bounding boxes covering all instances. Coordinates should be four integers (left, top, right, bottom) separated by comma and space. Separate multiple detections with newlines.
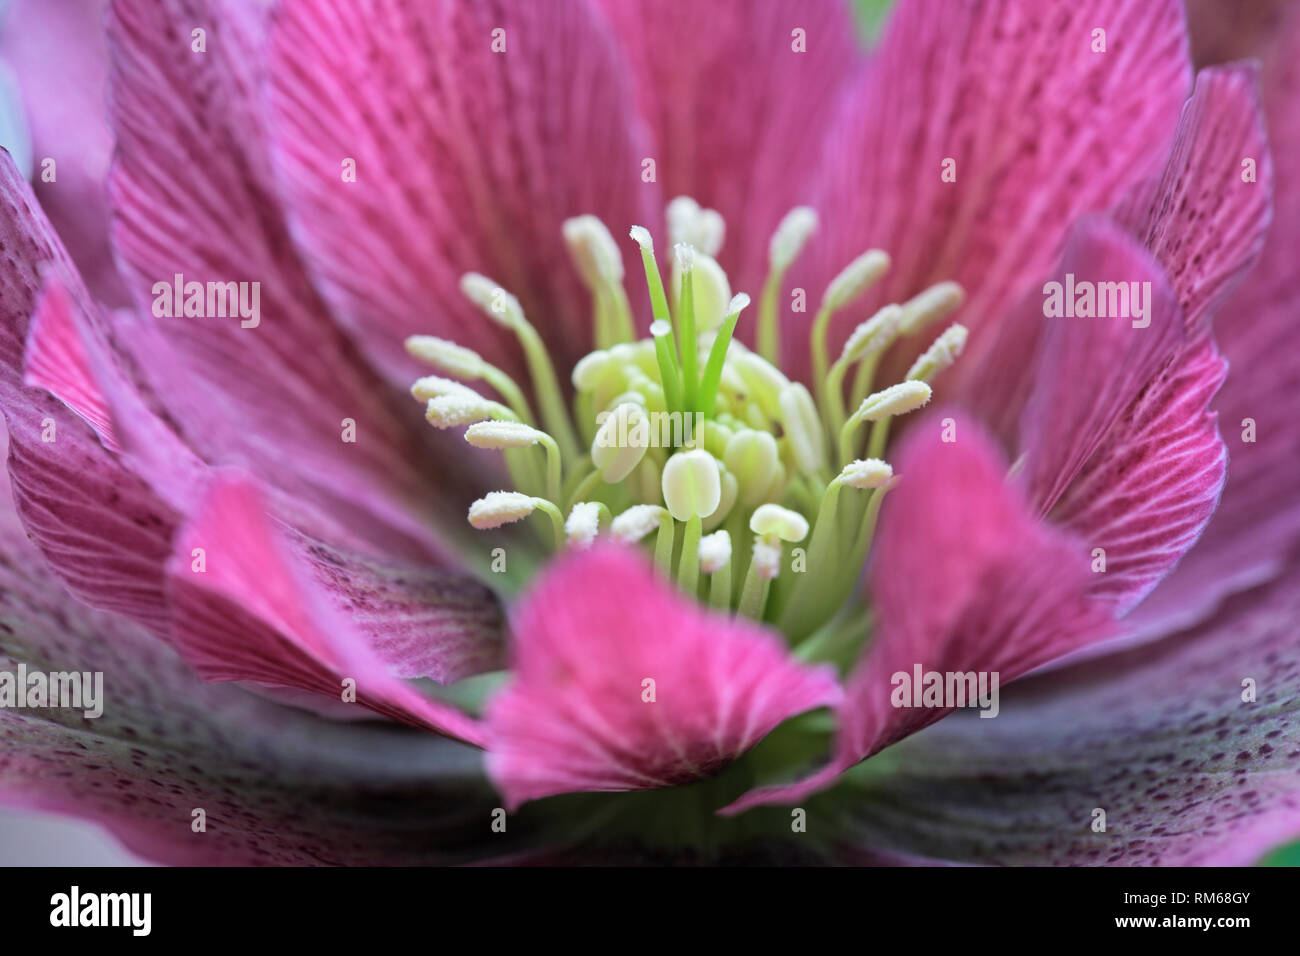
698, 530, 733, 574
823, 249, 891, 312
411, 375, 477, 402
667, 196, 725, 256
751, 536, 783, 580
468, 491, 538, 530
460, 272, 523, 328
565, 501, 602, 549
906, 323, 969, 382
629, 225, 654, 252
464, 420, 545, 449
405, 335, 485, 379
666, 196, 700, 245
728, 292, 752, 316
563, 215, 624, 285
769, 206, 818, 272
838, 458, 894, 489
425, 394, 509, 429
749, 503, 810, 543
840, 304, 904, 365
856, 381, 932, 422
898, 281, 964, 336
611, 504, 667, 544
673, 242, 696, 275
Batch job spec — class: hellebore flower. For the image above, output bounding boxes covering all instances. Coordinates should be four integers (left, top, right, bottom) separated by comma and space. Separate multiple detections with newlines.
0, 0, 1297, 866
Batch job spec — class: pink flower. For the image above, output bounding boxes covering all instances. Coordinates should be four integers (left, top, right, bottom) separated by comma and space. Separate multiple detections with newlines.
0, 0, 1296, 865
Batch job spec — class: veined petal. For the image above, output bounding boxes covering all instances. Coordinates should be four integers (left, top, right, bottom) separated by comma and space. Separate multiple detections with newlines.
166, 475, 487, 744
0, 456, 514, 865
1050, 338, 1227, 616
1126, 7, 1300, 637
1114, 65, 1272, 336
805, 0, 1190, 386
1017, 219, 1185, 517
264, 0, 656, 385
485, 545, 840, 809
819, 555, 1300, 865
593, 0, 862, 298
106, 0, 480, 563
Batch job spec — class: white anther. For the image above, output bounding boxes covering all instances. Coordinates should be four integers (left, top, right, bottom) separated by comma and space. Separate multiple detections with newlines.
411, 375, 478, 402
464, 420, 545, 449
906, 323, 968, 382
460, 273, 523, 328
823, 249, 891, 312
405, 336, 486, 378
898, 281, 964, 336
751, 536, 783, 580
749, 503, 810, 543
563, 215, 624, 285
565, 501, 602, 549
611, 504, 667, 544
425, 394, 509, 429
838, 458, 894, 489
629, 225, 654, 253
667, 196, 725, 256
855, 381, 932, 423
840, 304, 904, 365
768, 206, 818, 272
698, 530, 733, 574
468, 492, 538, 530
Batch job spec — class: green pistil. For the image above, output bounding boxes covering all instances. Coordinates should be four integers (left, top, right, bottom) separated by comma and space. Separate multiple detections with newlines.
420, 204, 963, 637
677, 265, 698, 410
697, 308, 737, 418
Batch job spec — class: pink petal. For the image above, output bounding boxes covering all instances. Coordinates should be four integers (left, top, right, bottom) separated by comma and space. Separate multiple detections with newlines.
0, 0, 129, 306
1127, 7, 1300, 636
3, 173, 508, 693
725, 415, 1112, 813
23, 277, 120, 452
1049, 337, 1227, 614
1115, 65, 1272, 335
822, 554, 1300, 865
106, 0, 477, 563
593, 0, 863, 298
485, 545, 841, 809
264, 0, 657, 386
0, 453, 510, 865
803, 0, 1190, 385
1017, 217, 1185, 516
0, 156, 177, 633
166, 474, 486, 745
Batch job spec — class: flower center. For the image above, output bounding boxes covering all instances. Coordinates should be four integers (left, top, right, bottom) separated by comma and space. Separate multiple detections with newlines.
407, 197, 965, 640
